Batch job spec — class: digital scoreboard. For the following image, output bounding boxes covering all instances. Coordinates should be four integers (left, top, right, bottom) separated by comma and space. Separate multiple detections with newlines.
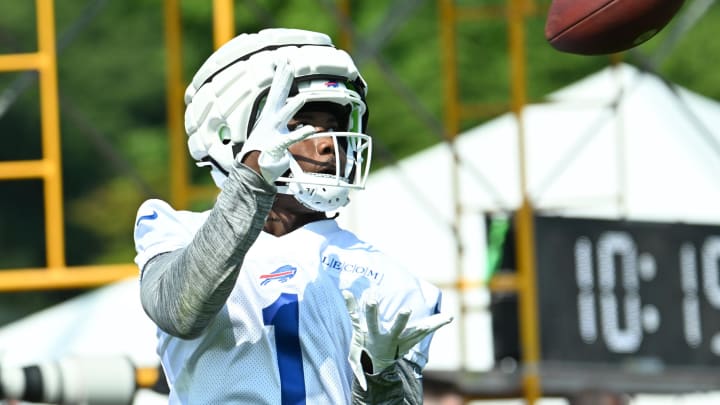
533, 216, 720, 368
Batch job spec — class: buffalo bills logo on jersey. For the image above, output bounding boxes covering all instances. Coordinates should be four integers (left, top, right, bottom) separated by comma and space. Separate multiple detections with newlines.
324, 81, 339, 88
260, 265, 297, 286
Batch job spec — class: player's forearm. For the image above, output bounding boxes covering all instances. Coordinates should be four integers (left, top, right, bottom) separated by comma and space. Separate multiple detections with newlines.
351, 359, 423, 405
140, 163, 275, 339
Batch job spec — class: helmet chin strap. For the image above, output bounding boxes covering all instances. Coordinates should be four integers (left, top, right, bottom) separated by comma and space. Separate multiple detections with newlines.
276, 157, 351, 212
287, 178, 351, 212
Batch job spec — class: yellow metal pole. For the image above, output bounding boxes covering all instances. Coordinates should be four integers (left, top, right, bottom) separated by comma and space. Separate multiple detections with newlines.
508, 0, 541, 403
0, 264, 137, 292
164, 0, 187, 209
0, 160, 50, 179
438, 0, 459, 139
135, 366, 161, 388
171, 0, 234, 208
36, 0, 66, 270
213, 0, 235, 48
336, 0, 352, 50
515, 201, 542, 404
0, 54, 45, 71
438, 0, 469, 374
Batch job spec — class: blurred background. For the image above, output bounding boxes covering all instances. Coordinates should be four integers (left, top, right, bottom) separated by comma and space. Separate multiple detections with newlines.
1, 0, 719, 404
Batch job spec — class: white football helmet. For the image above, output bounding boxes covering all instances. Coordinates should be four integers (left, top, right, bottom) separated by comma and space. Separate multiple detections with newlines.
184, 28, 372, 212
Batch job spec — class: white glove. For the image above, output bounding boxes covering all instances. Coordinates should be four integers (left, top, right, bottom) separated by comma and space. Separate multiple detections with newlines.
342, 290, 453, 390
237, 57, 315, 183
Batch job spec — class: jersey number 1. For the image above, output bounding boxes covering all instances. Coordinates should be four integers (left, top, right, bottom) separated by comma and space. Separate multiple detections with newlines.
262, 293, 306, 405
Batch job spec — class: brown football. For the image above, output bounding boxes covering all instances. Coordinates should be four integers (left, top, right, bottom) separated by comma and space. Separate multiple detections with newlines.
545, 0, 685, 55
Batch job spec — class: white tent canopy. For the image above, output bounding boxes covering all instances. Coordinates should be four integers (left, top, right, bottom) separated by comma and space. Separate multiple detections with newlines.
337, 63, 720, 371
0, 279, 158, 368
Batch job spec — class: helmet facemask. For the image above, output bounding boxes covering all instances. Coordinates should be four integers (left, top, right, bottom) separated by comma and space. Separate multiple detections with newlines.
269, 80, 372, 212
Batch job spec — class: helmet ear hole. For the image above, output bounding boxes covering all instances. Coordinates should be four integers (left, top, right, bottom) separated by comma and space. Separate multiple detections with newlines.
218, 126, 231, 144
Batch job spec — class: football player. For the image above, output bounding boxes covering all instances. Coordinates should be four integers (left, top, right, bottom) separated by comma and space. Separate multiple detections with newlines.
134, 28, 451, 404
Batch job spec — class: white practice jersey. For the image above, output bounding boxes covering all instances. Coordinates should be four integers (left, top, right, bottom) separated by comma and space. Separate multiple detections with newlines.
134, 199, 443, 404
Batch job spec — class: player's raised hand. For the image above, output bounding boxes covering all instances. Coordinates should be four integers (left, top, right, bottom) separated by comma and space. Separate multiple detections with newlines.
237, 57, 316, 183
342, 290, 453, 390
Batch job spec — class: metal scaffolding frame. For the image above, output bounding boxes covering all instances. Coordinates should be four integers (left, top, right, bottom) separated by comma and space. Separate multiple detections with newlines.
0, 0, 546, 402
0, 0, 138, 291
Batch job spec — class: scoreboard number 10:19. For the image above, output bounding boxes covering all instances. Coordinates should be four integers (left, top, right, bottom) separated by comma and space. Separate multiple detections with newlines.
533, 216, 720, 368
573, 232, 720, 355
